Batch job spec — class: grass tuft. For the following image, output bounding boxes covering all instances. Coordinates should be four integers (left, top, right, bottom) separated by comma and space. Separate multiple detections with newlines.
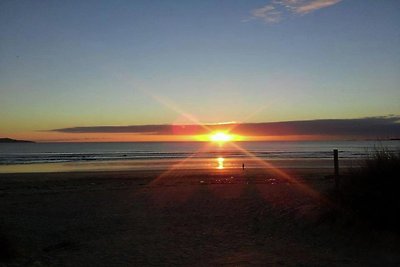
338, 147, 400, 230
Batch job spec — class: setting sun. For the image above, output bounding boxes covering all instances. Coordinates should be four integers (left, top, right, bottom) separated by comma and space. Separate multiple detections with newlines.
210, 132, 232, 142
194, 131, 243, 142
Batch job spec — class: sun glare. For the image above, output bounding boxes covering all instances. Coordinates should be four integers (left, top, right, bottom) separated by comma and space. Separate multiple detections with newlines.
210, 132, 232, 142
194, 131, 243, 142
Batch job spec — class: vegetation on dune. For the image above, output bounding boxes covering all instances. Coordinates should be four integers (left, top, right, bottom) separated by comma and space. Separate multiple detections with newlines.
338, 148, 400, 230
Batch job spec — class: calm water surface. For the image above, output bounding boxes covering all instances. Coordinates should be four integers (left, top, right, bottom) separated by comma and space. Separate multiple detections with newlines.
0, 141, 398, 173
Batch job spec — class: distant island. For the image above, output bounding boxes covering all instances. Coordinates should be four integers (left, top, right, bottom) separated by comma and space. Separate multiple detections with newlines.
0, 138, 35, 143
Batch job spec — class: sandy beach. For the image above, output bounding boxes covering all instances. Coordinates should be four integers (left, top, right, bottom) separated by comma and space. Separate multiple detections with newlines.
1, 168, 399, 267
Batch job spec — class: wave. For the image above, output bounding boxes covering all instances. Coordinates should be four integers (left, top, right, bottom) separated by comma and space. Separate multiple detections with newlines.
0, 150, 372, 165
1, 140, 398, 165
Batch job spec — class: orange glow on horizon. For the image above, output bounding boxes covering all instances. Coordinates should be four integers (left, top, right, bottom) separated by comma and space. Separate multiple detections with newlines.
195, 131, 244, 143
9, 131, 346, 143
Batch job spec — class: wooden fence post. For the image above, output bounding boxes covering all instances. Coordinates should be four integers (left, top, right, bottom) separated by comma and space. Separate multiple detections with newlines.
333, 149, 339, 191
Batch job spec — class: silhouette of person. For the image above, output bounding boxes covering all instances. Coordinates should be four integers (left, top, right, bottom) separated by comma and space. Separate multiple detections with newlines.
242, 163, 245, 170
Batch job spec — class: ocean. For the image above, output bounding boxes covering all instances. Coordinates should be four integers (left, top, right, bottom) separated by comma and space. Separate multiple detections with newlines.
0, 140, 399, 173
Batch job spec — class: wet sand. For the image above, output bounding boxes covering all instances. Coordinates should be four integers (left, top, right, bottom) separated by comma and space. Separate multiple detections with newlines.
1, 168, 399, 266
0, 158, 360, 174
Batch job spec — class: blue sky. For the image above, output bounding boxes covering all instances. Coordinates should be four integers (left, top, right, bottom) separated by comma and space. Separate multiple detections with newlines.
0, 0, 399, 140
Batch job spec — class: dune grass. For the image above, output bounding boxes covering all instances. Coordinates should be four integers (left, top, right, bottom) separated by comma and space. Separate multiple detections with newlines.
338, 148, 400, 230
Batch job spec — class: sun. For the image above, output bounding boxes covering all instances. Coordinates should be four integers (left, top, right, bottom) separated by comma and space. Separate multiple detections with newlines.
210, 132, 233, 142
194, 131, 244, 142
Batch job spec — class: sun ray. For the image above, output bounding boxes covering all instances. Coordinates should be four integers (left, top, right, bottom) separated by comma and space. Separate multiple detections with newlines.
119, 76, 213, 134
123, 78, 334, 205
147, 142, 213, 187
228, 142, 334, 206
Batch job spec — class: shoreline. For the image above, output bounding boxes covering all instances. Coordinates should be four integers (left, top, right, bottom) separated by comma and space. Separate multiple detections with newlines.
0, 157, 361, 174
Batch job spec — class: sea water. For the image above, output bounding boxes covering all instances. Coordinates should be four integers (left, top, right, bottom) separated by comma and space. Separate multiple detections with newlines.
0, 140, 398, 173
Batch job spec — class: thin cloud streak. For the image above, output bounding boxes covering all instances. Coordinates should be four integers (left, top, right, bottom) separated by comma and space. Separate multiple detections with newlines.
251, 0, 343, 23
294, 0, 343, 14
50, 116, 400, 139
251, 4, 282, 23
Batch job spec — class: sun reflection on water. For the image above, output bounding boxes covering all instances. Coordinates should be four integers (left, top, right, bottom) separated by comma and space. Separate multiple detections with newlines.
217, 157, 224, 169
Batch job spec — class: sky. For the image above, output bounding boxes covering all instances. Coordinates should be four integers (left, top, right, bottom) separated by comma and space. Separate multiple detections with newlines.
1, 0, 399, 141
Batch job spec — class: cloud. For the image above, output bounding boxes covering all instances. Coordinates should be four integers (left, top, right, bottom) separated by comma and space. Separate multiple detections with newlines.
50, 116, 400, 139
293, 0, 343, 14
251, 0, 343, 23
251, 5, 282, 24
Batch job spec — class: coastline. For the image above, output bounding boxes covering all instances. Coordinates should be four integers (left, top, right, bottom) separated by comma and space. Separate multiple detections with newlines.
0, 157, 361, 174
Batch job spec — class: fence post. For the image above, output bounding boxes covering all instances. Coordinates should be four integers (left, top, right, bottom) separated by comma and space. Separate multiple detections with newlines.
333, 149, 339, 191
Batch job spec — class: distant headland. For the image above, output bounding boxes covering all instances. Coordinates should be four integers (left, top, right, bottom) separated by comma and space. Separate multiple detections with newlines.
0, 138, 35, 143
